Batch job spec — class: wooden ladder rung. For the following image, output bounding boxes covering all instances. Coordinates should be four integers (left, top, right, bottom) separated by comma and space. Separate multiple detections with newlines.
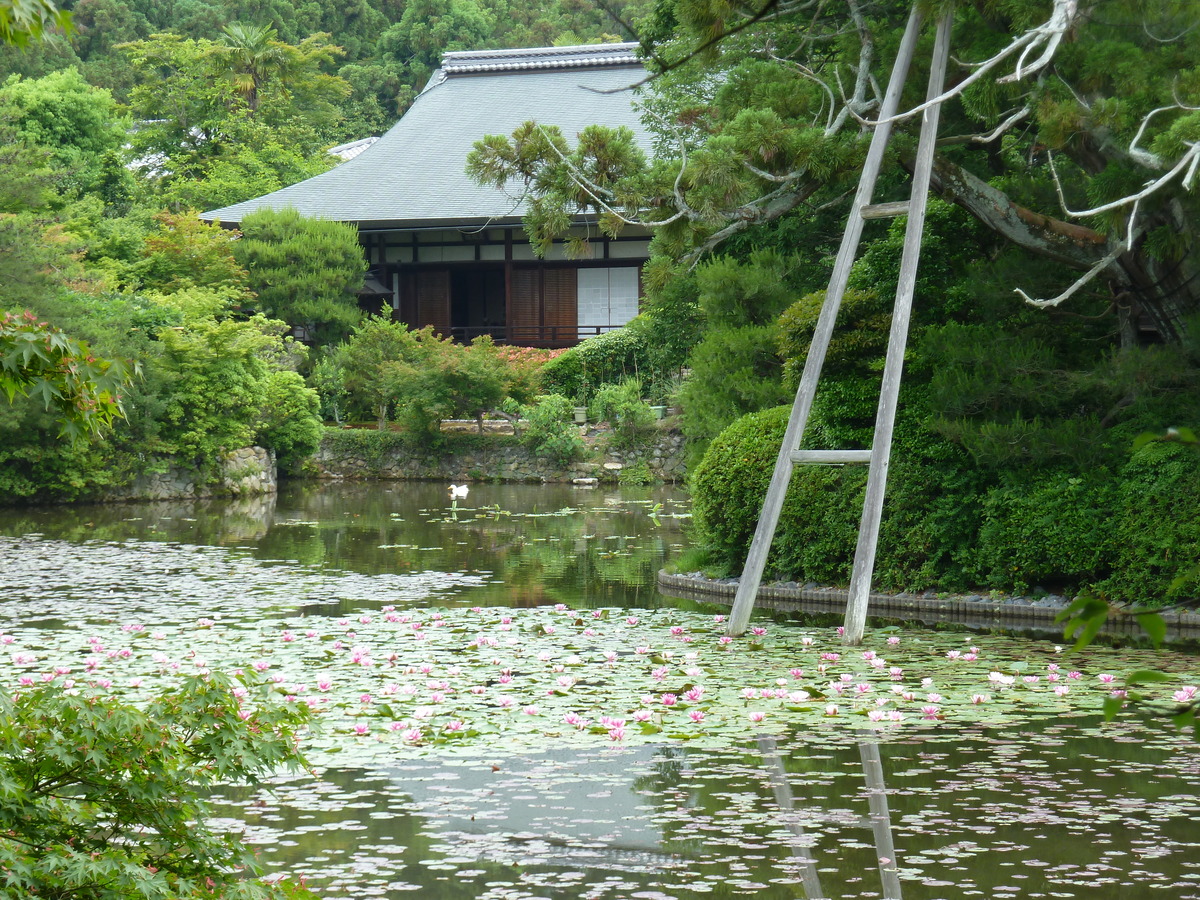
860, 201, 911, 219
789, 449, 873, 465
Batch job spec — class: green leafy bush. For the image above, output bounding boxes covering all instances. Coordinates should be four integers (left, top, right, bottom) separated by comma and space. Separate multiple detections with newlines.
0, 673, 313, 900
256, 370, 323, 471
590, 377, 655, 449
690, 400, 989, 590
976, 473, 1119, 593
678, 324, 788, 464
539, 327, 651, 404
777, 288, 889, 387
520, 394, 585, 466
1098, 441, 1200, 604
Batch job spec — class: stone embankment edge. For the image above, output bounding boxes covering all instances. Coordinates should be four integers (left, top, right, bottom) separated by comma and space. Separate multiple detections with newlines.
657, 571, 1200, 643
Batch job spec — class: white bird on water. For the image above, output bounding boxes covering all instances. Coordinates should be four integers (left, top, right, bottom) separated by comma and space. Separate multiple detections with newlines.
449, 484, 469, 500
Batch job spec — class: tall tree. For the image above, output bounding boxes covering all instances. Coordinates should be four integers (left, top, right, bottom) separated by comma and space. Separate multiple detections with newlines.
469, 0, 1200, 343
233, 207, 367, 346
218, 21, 285, 111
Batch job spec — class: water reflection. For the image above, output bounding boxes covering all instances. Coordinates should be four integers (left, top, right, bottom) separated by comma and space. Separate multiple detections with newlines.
207, 718, 1200, 900
0, 482, 691, 617
762, 736, 905, 899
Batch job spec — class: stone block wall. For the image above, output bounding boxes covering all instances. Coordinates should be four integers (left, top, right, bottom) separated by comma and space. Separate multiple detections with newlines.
105, 447, 277, 501
312, 428, 687, 484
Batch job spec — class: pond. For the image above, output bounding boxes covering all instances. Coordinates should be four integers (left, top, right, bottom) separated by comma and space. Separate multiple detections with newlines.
2, 482, 1198, 900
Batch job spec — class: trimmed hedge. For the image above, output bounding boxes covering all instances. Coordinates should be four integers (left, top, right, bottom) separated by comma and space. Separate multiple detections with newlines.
689, 404, 1200, 603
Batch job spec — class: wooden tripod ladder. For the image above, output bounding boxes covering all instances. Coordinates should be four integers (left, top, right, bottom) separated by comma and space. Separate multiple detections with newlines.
726, 8, 953, 645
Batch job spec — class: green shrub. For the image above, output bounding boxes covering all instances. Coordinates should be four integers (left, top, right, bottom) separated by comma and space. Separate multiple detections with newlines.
618, 459, 653, 485
590, 377, 655, 449
777, 288, 889, 387
539, 327, 652, 404
521, 394, 585, 466
690, 400, 989, 590
256, 370, 323, 471
975, 472, 1119, 594
1098, 441, 1200, 604
0, 673, 314, 900
678, 324, 789, 464
538, 344, 586, 402
0, 399, 125, 501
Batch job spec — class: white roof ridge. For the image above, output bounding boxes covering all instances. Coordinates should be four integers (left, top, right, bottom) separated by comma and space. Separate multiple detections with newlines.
441, 43, 641, 73
443, 42, 639, 61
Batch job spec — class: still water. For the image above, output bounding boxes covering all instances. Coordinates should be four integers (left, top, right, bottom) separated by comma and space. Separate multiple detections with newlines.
1, 482, 1198, 900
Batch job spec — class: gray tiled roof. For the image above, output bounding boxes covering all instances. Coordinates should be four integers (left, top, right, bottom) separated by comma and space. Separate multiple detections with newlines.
201, 43, 648, 229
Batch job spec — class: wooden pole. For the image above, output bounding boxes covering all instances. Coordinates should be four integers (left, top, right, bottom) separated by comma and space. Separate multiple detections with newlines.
726, 7, 925, 637
842, 11, 954, 645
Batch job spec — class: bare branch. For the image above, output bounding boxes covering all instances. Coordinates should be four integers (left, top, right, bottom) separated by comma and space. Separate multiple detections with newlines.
743, 162, 809, 182
1143, 16, 1198, 43
1046, 141, 1200, 221
1000, 0, 1078, 84
829, 0, 875, 136
861, 0, 1080, 129
937, 106, 1031, 146
1016, 241, 1127, 308
1127, 102, 1200, 170
681, 179, 822, 265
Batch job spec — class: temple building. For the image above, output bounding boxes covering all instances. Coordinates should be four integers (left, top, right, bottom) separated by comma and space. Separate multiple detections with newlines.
202, 43, 651, 346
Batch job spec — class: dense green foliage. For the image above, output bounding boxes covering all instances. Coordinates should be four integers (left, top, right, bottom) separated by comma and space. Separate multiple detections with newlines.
0, 309, 133, 440
0, 673, 313, 899
318, 317, 532, 445
233, 208, 367, 344
676, 251, 794, 460
590, 377, 655, 449
539, 324, 654, 404
690, 307, 1200, 604
519, 393, 585, 466
1, 0, 650, 142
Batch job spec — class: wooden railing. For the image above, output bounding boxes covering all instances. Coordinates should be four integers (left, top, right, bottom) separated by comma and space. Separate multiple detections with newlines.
445, 324, 624, 347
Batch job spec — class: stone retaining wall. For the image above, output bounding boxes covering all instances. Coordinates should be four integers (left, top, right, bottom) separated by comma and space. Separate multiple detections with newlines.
657, 571, 1200, 644
104, 447, 277, 501
312, 427, 687, 484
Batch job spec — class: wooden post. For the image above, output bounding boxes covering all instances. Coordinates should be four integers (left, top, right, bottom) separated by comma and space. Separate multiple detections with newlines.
726, 7, 925, 638
842, 11, 954, 646
504, 229, 513, 344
